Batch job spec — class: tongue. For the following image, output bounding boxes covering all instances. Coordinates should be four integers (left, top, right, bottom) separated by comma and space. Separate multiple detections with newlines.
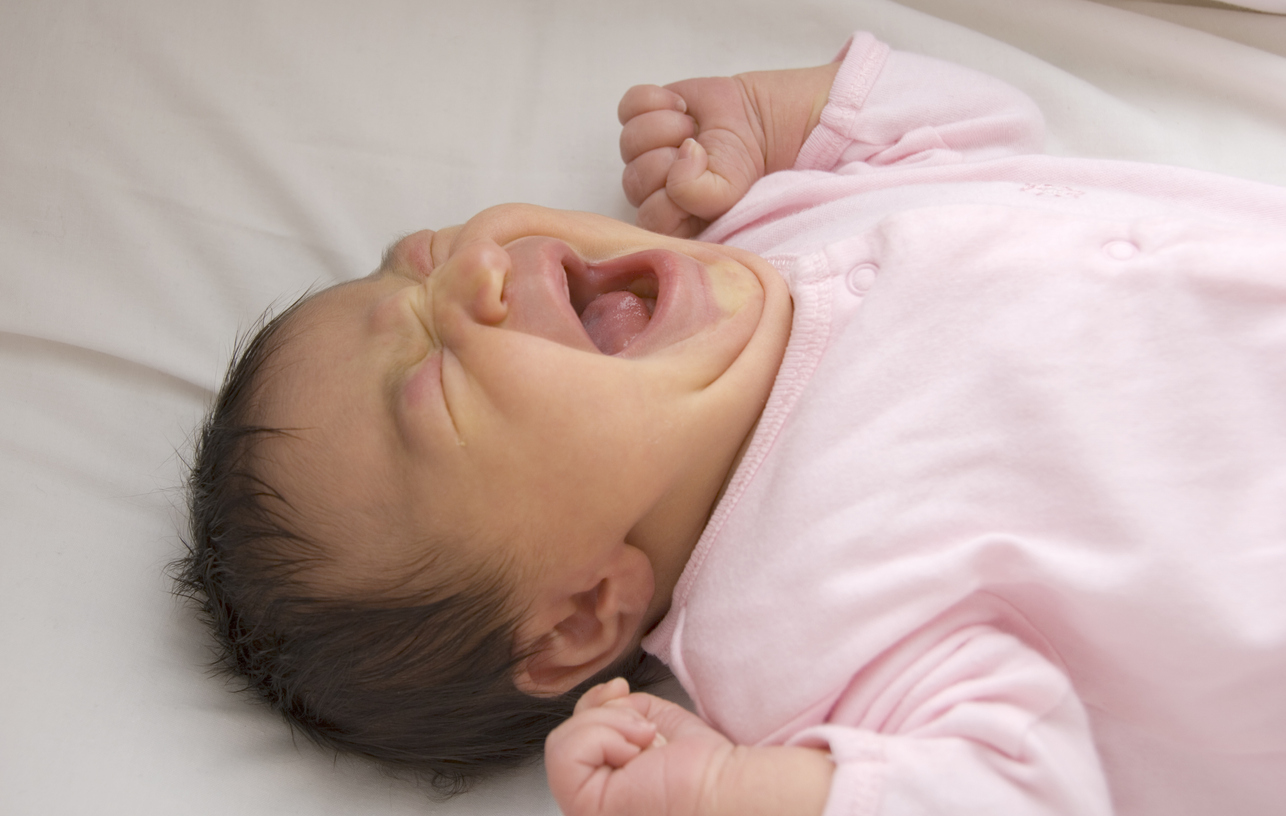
580, 291, 654, 355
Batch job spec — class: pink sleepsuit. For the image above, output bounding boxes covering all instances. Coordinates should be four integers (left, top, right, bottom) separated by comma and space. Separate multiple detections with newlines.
641, 33, 1286, 816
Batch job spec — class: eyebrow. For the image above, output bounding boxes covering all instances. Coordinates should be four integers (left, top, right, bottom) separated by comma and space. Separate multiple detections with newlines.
366, 275, 440, 447
377, 233, 413, 276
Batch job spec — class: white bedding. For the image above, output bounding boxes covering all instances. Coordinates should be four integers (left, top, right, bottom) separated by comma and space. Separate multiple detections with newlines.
2, 1, 1284, 813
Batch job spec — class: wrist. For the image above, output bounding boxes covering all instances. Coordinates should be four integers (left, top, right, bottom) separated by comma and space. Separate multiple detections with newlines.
712, 744, 834, 816
735, 62, 841, 175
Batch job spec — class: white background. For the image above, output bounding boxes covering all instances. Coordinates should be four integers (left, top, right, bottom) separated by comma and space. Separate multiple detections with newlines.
2, 0, 1285, 813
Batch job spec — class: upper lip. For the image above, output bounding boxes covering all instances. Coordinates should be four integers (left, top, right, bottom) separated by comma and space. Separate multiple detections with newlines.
567, 253, 659, 315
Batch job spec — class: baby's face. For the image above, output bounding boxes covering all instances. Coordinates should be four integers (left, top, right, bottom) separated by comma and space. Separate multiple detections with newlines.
257, 204, 791, 604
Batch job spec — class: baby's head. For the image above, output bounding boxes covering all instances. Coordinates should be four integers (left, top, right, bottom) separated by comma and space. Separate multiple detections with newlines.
178, 204, 791, 790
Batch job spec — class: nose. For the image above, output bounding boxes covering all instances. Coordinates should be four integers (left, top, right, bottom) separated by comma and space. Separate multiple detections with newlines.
434, 239, 510, 327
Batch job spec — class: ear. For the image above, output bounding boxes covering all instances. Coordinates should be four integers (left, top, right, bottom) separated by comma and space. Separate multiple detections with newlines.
514, 545, 655, 697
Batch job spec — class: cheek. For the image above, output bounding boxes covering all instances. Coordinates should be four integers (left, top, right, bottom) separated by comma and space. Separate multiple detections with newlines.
706, 260, 763, 315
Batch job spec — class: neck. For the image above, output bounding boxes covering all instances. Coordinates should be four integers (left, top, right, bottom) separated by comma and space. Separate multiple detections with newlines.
632, 411, 763, 633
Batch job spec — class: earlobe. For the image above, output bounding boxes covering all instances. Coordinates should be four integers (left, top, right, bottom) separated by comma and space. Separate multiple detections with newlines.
513, 546, 655, 697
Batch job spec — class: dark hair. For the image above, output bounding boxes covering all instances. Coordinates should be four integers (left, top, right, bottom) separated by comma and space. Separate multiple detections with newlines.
174, 294, 666, 795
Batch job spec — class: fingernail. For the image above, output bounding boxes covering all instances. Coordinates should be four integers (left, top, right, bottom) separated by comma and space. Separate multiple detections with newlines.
674, 95, 687, 113
679, 138, 696, 160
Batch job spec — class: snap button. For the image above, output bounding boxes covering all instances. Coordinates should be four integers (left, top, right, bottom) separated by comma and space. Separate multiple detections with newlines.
846, 263, 878, 294
1104, 240, 1138, 260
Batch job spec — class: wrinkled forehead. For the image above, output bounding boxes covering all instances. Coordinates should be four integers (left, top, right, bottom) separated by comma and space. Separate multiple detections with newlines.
247, 283, 417, 573
254, 286, 384, 426
256, 277, 394, 419
246, 280, 515, 599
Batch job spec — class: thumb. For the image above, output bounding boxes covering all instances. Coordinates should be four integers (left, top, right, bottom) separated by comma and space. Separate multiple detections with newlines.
624, 692, 723, 743
665, 137, 751, 222
666, 138, 709, 189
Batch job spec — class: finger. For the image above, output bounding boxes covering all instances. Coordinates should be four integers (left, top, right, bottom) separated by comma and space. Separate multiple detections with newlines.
593, 706, 659, 757
545, 719, 639, 811
618, 84, 687, 125
667, 137, 709, 187
636, 187, 707, 238
600, 698, 670, 749
573, 676, 631, 715
620, 109, 697, 163
598, 731, 644, 769
665, 136, 753, 222
621, 692, 722, 743
549, 707, 658, 767
622, 146, 679, 207
576, 718, 647, 769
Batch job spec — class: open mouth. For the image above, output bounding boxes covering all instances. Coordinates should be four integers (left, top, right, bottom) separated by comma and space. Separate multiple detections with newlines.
571, 273, 658, 355
503, 237, 711, 358
553, 247, 673, 356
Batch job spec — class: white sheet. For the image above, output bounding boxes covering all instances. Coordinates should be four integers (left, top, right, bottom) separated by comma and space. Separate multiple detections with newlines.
3, 1, 1284, 813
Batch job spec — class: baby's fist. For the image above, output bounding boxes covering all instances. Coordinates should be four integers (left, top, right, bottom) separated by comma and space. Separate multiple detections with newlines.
546, 678, 735, 816
546, 678, 659, 791
618, 77, 767, 238
618, 63, 841, 238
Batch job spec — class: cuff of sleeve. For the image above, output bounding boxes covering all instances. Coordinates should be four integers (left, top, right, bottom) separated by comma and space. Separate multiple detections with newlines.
794, 32, 891, 173
787, 724, 888, 816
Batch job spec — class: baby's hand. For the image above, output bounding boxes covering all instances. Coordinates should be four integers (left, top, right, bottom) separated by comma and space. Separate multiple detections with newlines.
618, 77, 766, 238
618, 64, 839, 238
545, 677, 736, 816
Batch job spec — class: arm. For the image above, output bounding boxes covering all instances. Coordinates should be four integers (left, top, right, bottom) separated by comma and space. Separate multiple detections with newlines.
548, 622, 1111, 816
618, 33, 1045, 237
546, 678, 834, 816
801, 33, 1045, 174
789, 621, 1113, 816
618, 63, 839, 237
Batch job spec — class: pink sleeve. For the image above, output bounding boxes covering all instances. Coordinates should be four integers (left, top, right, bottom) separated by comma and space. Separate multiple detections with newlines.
785, 622, 1112, 816
796, 33, 1046, 174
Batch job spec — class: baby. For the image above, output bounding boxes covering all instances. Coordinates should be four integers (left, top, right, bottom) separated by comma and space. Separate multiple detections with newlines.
180, 31, 1286, 816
